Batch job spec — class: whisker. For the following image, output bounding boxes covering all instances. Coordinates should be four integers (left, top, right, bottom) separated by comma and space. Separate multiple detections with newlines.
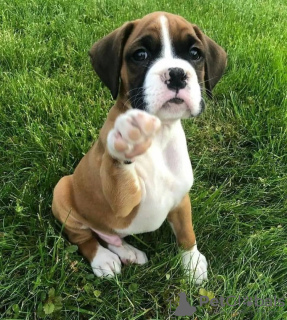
126, 84, 152, 97
198, 75, 219, 86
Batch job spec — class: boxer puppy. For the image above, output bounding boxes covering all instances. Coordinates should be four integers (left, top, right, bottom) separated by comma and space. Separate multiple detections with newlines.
52, 12, 227, 284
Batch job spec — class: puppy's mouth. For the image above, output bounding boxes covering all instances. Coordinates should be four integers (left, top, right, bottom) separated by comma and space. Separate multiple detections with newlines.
168, 97, 184, 104
158, 95, 194, 120
162, 97, 186, 109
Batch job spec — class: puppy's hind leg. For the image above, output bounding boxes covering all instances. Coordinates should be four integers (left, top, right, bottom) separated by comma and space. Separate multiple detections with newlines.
107, 240, 148, 265
52, 175, 122, 277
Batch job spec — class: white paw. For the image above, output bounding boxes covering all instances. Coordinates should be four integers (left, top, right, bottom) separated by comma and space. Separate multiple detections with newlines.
182, 245, 208, 284
91, 245, 121, 277
107, 109, 161, 161
108, 241, 148, 265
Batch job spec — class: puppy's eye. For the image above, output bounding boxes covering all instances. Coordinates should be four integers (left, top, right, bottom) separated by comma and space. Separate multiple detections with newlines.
133, 49, 148, 61
189, 47, 201, 61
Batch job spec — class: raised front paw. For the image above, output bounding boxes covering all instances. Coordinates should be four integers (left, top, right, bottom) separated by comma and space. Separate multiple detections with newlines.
182, 245, 208, 284
107, 109, 161, 161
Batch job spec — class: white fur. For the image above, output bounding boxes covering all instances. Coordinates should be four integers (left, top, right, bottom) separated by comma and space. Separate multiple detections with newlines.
107, 109, 161, 162
181, 245, 208, 284
160, 16, 173, 58
115, 117, 193, 235
108, 240, 148, 265
91, 244, 121, 277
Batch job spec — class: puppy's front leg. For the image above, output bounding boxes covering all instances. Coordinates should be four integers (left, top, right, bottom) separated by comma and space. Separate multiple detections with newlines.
100, 109, 161, 217
167, 194, 208, 284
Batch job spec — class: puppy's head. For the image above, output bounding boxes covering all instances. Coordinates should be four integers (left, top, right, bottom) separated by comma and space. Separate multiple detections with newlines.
89, 12, 227, 121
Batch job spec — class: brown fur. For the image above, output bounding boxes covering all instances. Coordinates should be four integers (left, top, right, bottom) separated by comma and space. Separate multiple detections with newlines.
52, 102, 142, 261
167, 194, 196, 250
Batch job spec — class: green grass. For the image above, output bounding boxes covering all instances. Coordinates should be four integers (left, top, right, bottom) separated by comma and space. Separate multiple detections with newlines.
1, 0, 287, 319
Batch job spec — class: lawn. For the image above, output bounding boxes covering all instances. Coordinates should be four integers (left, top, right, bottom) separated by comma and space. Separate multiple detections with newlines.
1, 0, 287, 319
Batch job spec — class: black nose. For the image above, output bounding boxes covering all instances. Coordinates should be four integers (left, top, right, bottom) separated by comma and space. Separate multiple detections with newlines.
166, 68, 187, 93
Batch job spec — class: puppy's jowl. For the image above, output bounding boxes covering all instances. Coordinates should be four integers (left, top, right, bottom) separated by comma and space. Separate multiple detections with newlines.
52, 12, 226, 284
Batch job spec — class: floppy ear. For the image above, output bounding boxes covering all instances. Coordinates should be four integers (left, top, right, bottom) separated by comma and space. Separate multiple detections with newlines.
89, 22, 134, 99
194, 26, 227, 98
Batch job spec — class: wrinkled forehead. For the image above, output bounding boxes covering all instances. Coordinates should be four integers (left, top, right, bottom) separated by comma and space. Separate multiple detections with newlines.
125, 12, 200, 50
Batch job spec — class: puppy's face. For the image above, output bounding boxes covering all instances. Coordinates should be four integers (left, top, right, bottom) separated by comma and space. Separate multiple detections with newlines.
90, 12, 227, 121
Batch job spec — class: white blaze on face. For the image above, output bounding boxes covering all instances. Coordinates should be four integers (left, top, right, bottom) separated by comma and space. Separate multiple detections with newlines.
160, 16, 173, 59
143, 15, 202, 121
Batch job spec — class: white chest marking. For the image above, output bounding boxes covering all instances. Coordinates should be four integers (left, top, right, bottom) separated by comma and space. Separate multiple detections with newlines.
116, 121, 193, 236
